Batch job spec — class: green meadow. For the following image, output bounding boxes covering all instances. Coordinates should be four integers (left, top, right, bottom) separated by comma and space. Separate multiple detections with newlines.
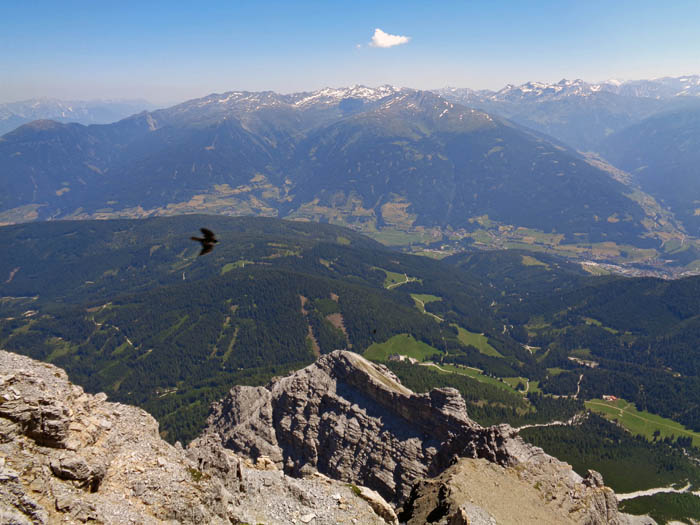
585, 398, 700, 447
363, 334, 440, 362
452, 324, 501, 357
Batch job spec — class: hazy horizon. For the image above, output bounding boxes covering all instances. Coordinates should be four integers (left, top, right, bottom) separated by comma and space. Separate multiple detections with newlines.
5, 72, 700, 109
2, 0, 700, 105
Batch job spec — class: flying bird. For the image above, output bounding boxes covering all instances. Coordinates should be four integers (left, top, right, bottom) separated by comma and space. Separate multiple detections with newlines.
191, 228, 218, 256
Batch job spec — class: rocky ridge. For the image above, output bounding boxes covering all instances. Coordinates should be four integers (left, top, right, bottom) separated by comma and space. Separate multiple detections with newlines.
399, 457, 655, 525
438, 75, 700, 103
0, 348, 651, 524
0, 349, 389, 524
201, 350, 632, 524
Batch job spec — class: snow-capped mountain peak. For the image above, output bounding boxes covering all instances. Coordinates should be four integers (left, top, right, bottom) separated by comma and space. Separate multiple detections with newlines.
177, 85, 404, 114
489, 78, 611, 101
293, 85, 400, 107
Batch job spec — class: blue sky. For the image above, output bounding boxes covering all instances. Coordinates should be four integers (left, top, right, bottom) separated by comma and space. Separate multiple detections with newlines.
1, 0, 699, 104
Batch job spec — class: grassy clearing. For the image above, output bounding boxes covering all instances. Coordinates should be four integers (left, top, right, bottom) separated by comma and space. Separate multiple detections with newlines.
503, 376, 529, 389
363, 334, 440, 362
221, 260, 253, 274
684, 259, 700, 272
411, 293, 441, 305
9, 319, 36, 335
378, 268, 420, 289
221, 326, 239, 363
470, 230, 493, 245
411, 294, 444, 321
366, 229, 434, 246
582, 316, 619, 334
570, 348, 593, 358
546, 367, 566, 376
111, 341, 132, 356
585, 398, 700, 447
452, 324, 502, 357
45, 338, 75, 362
424, 362, 518, 393
468, 215, 496, 228
512, 227, 565, 245
503, 242, 549, 252
521, 255, 549, 267
382, 269, 407, 287
522, 344, 541, 356
581, 263, 612, 275
155, 315, 189, 343
526, 317, 551, 330
410, 248, 453, 259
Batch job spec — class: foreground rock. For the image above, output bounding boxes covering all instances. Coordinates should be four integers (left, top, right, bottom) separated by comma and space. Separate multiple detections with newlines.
0, 348, 649, 525
400, 457, 655, 525
0, 350, 388, 524
202, 350, 628, 525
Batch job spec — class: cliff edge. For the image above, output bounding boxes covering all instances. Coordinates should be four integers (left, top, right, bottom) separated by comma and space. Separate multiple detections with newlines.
202, 350, 636, 524
0, 349, 389, 524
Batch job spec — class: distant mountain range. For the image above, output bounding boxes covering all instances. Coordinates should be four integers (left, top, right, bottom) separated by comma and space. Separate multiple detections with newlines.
441, 76, 700, 102
437, 76, 700, 151
0, 88, 664, 243
0, 98, 158, 136
437, 76, 700, 250
1, 77, 699, 272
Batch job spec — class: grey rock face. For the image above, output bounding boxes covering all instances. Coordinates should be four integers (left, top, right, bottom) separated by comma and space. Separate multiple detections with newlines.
0, 350, 388, 524
0, 348, 638, 525
400, 457, 632, 525
203, 351, 547, 504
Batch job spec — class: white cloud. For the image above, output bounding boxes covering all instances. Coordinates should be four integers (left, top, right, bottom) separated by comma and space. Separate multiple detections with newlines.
369, 28, 410, 48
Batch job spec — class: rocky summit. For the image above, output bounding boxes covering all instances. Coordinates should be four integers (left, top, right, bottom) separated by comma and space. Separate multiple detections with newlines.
0, 347, 651, 524
201, 350, 635, 523
0, 350, 389, 524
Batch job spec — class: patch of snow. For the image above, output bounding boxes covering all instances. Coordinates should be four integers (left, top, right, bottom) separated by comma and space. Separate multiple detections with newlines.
294, 85, 399, 107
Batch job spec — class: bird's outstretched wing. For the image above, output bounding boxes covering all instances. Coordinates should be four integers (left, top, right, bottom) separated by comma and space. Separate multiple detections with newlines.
200, 228, 217, 242
191, 228, 218, 256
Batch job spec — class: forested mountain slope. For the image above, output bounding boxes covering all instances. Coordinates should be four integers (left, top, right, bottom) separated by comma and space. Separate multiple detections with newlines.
1, 216, 699, 445
0, 216, 502, 441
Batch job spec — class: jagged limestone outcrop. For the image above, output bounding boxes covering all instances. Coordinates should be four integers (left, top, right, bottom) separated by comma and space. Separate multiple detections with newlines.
399, 457, 651, 525
204, 350, 515, 503
0, 350, 389, 524
201, 349, 627, 525
0, 348, 649, 524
